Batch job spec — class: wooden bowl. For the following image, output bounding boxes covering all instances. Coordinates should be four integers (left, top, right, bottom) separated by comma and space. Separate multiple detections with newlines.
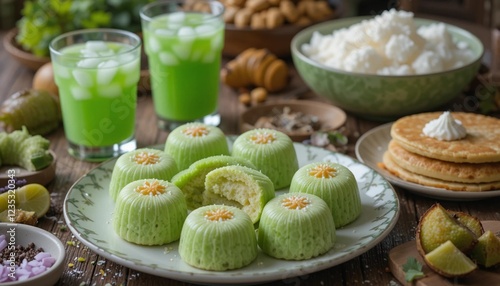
240, 100, 346, 142
3, 28, 50, 71
224, 24, 308, 58
223, 6, 342, 58
0, 151, 57, 190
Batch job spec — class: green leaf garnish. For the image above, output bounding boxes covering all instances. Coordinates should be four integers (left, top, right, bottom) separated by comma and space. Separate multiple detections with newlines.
402, 257, 425, 282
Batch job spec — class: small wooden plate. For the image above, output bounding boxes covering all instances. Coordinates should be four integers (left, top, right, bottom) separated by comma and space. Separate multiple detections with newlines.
3, 28, 51, 71
240, 100, 346, 142
0, 151, 57, 191
389, 220, 500, 286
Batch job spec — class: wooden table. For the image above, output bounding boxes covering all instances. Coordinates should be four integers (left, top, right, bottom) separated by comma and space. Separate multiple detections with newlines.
1, 18, 499, 285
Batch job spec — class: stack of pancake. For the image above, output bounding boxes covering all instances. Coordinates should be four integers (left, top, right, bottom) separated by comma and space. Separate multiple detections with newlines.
381, 112, 500, 192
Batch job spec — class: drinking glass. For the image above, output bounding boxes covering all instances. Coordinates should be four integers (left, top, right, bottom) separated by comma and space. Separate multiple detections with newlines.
140, 0, 225, 130
50, 29, 141, 161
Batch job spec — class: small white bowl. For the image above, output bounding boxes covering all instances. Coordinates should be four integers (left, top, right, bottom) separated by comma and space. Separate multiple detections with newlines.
0, 223, 65, 286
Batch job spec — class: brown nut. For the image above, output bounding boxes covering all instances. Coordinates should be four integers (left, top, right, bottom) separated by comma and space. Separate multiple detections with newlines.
251, 87, 268, 103
225, 0, 245, 7
239, 92, 251, 106
294, 15, 312, 26
234, 8, 253, 27
250, 11, 267, 29
279, 1, 300, 23
266, 7, 284, 29
245, 0, 270, 13
223, 6, 240, 23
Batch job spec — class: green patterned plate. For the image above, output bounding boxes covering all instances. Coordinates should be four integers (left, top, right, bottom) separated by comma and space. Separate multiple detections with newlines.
63, 139, 399, 284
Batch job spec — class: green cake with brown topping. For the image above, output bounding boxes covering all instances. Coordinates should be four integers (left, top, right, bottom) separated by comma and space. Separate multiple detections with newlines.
178, 205, 257, 271
108, 148, 178, 201
231, 128, 298, 189
113, 179, 187, 245
258, 193, 336, 260
289, 161, 361, 227
164, 122, 230, 171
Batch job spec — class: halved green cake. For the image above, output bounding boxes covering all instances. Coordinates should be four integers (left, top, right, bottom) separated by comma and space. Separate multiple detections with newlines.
171, 155, 257, 209
289, 162, 361, 227
258, 193, 336, 260
231, 128, 298, 189
178, 205, 258, 271
113, 179, 187, 245
203, 165, 275, 224
108, 148, 178, 201
164, 123, 229, 171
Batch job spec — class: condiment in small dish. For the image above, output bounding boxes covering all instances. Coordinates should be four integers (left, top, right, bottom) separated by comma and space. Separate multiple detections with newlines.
240, 100, 346, 142
0, 223, 65, 285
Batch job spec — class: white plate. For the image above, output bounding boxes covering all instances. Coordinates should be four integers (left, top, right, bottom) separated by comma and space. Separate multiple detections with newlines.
64, 140, 399, 285
355, 123, 500, 201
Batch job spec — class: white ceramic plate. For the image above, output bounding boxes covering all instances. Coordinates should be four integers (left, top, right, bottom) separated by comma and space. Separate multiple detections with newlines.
355, 123, 500, 201
64, 140, 399, 284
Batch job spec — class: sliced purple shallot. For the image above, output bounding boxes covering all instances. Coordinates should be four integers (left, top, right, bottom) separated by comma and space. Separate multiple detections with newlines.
0, 234, 56, 282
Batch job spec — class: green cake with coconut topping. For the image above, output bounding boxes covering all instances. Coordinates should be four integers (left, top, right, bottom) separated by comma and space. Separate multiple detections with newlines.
178, 205, 258, 271
289, 162, 361, 227
203, 165, 275, 224
164, 122, 229, 171
108, 148, 178, 202
258, 193, 336, 260
171, 155, 257, 210
113, 179, 187, 245
231, 128, 298, 189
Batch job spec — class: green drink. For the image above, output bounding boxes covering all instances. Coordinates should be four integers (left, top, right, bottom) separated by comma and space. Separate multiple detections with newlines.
140, 1, 225, 130
50, 29, 141, 161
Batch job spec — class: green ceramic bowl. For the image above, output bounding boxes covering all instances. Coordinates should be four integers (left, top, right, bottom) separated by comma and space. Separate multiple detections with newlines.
291, 17, 484, 121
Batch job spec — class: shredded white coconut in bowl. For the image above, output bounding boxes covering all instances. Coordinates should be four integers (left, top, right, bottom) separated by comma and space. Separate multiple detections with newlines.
301, 9, 476, 75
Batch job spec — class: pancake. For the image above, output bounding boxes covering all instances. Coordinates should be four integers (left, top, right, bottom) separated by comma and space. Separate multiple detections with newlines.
390, 112, 500, 163
387, 140, 500, 183
381, 151, 500, 192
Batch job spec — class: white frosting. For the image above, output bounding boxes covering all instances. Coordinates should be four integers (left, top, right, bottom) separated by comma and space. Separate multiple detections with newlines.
422, 111, 467, 141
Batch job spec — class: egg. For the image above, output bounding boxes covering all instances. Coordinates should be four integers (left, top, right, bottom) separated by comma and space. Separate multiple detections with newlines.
33, 62, 59, 96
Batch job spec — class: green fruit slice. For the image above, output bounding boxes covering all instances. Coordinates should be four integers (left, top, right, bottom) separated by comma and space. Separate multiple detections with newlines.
416, 203, 477, 255
449, 211, 484, 237
424, 240, 477, 278
470, 230, 500, 268
0, 183, 50, 219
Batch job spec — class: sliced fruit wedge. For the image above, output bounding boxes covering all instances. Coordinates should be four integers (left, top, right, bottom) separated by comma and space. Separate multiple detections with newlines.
0, 183, 50, 219
470, 230, 500, 268
424, 240, 477, 278
416, 203, 478, 255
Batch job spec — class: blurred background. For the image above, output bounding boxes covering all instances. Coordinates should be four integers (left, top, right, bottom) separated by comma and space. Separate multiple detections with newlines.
2, 0, 500, 31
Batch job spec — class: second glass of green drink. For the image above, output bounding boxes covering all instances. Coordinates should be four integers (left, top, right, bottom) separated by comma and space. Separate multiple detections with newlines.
140, 0, 225, 130
50, 29, 141, 161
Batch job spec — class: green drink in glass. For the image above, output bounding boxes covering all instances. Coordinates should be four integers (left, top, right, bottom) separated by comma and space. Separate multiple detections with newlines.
140, 0, 225, 130
50, 29, 141, 161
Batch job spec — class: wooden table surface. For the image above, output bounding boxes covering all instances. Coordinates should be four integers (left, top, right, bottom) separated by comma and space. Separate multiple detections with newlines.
1, 17, 500, 286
